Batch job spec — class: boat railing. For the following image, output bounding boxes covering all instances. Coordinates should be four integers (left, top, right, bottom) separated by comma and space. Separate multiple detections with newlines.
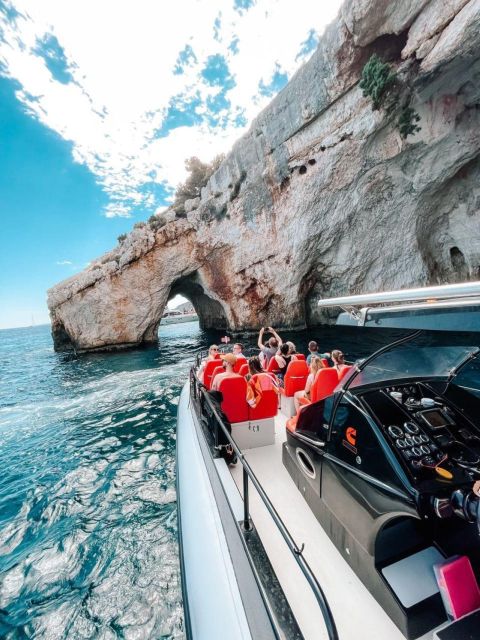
189, 365, 339, 640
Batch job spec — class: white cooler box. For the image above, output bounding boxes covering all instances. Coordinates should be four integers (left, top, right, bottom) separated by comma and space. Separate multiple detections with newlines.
231, 418, 275, 449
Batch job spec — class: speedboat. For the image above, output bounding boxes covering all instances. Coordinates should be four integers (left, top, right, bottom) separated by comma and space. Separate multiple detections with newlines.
176, 286, 480, 640
160, 310, 199, 325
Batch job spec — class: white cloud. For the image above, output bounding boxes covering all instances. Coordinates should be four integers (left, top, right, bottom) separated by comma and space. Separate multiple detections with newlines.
55, 260, 73, 265
0, 0, 342, 217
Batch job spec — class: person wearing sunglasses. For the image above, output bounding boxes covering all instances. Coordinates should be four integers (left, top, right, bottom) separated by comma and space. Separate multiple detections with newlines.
198, 344, 219, 383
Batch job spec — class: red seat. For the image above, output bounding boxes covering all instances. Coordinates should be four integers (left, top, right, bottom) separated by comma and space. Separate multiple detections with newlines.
321, 358, 330, 368
233, 357, 247, 373
217, 375, 249, 423
203, 360, 222, 390
211, 366, 223, 383
311, 367, 339, 402
338, 365, 354, 383
296, 354, 306, 361
288, 368, 339, 432
248, 374, 278, 420
282, 360, 309, 397
238, 363, 249, 377
266, 356, 281, 373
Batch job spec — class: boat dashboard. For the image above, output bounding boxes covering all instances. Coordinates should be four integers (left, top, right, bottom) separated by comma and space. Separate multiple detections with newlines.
359, 381, 480, 489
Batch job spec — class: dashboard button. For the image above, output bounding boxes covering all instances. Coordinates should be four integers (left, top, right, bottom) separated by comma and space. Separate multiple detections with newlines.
388, 425, 404, 439
404, 421, 420, 434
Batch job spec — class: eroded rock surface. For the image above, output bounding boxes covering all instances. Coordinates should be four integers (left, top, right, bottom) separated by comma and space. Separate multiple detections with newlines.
48, 0, 480, 351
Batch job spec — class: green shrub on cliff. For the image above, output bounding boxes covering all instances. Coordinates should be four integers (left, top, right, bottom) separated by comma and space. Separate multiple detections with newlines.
360, 54, 396, 110
174, 154, 225, 214
148, 214, 166, 230
117, 233, 127, 244
398, 106, 421, 138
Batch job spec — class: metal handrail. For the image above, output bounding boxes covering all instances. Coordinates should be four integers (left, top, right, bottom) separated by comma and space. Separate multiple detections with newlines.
189, 366, 339, 640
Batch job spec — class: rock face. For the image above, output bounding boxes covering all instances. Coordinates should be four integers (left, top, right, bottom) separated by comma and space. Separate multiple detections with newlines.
48, 0, 480, 352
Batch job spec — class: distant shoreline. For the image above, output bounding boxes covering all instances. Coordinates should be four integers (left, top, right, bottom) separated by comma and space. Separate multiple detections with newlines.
0, 323, 51, 332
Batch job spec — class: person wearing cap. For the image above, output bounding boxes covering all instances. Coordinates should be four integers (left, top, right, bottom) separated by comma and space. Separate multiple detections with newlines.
211, 353, 239, 391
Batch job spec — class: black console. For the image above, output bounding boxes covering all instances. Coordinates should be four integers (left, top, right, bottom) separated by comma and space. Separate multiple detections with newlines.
363, 383, 480, 482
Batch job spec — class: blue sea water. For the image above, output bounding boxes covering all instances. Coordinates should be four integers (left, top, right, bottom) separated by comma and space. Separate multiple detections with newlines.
1, 321, 479, 639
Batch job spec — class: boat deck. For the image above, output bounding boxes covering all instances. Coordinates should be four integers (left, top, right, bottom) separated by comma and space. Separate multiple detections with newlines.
229, 414, 441, 640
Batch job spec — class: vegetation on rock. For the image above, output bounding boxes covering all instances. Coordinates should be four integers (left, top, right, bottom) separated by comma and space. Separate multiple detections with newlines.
117, 233, 127, 244
398, 106, 421, 138
360, 54, 396, 110
173, 154, 225, 214
148, 213, 166, 231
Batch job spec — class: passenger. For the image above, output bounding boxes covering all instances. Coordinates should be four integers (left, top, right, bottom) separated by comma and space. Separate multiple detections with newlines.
307, 340, 331, 365
246, 356, 279, 407
211, 353, 238, 391
232, 342, 245, 359
332, 349, 347, 373
257, 326, 283, 367
245, 355, 263, 381
274, 343, 293, 384
286, 341, 298, 359
307, 341, 318, 365
198, 344, 219, 383
294, 356, 324, 411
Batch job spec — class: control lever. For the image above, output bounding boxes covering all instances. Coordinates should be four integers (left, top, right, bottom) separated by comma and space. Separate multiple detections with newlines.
450, 488, 480, 534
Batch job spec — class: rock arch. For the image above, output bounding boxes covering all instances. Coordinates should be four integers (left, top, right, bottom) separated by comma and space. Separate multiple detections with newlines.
167, 272, 228, 330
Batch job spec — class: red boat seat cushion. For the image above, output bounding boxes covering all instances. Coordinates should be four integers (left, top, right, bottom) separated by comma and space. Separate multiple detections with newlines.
282, 360, 309, 397
233, 357, 247, 373
248, 374, 278, 420
266, 356, 281, 373
311, 367, 339, 403
238, 363, 249, 377
296, 354, 306, 361
203, 360, 222, 390
217, 375, 249, 423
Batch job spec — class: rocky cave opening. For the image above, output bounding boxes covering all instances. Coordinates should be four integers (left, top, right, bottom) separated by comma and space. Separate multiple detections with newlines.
165, 272, 228, 331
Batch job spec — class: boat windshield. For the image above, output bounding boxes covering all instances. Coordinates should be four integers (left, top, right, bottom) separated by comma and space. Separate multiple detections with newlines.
346, 331, 479, 389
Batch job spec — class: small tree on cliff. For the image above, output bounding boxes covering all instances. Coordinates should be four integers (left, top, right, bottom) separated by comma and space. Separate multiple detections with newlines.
174, 154, 225, 214
360, 54, 396, 110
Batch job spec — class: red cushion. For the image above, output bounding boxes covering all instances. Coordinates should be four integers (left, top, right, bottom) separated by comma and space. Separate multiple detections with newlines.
233, 357, 247, 373
238, 363, 249, 377
338, 365, 353, 382
217, 375, 249, 423
267, 356, 281, 373
321, 358, 330, 368
203, 360, 222, 390
248, 374, 278, 420
311, 368, 339, 403
296, 354, 306, 361
283, 360, 309, 397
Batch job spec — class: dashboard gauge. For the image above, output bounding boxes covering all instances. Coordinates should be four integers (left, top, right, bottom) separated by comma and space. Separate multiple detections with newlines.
404, 421, 420, 434
411, 446, 422, 457
396, 439, 407, 449
388, 425, 403, 439
404, 437, 415, 447
413, 435, 423, 445
420, 445, 430, 455
420, 434, 430, 443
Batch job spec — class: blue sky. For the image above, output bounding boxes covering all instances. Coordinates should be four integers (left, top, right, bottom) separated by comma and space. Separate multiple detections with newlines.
0, 0, 341, 328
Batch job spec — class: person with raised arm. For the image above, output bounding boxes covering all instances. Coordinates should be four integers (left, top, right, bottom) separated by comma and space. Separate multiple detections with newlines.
257, 326, 283, 367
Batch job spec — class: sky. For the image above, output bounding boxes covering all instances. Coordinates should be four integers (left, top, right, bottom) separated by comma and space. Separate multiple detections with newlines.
0, 0, 342, 329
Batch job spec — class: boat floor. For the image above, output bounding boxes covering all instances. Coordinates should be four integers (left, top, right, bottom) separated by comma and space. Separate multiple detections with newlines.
229, 414, 443, 640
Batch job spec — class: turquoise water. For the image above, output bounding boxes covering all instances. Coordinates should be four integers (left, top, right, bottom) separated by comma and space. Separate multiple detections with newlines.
0, 322, 208, 639
1, 321, 479, 639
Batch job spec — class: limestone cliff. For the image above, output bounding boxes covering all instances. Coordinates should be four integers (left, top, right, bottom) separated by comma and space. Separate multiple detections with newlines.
48, 0, 480, 352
